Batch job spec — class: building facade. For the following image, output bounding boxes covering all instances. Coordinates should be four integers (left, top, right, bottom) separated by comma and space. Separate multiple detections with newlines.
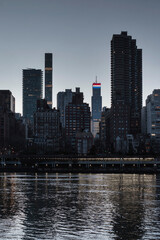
65, 88, 91, 152
45, 53, 53, 108
0, 90, 25, 150
0, 90, 15, 112
141, 106, 147, 135
57, 89, 73, 128
144, 90, 160, 153
0, 90, 15, 148
99, 107, 111, 152
110, 31, 142, 150
23, 69, 43, 123
76, 131, 93, 155
91, 82, 102, 137
34, 99, 61, 153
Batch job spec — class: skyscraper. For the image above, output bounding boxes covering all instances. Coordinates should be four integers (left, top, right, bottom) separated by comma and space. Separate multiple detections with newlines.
65, 88, 91, 151
91, 81, 102, 137
146, 90, 160, 136
140, 90, 160, 153
110, 31, 142, 149
45, 53, 52, 108
0, 90, 15, 112
23, 69, 43, 123
57, 89, 73, 128
0, 90, 15, 147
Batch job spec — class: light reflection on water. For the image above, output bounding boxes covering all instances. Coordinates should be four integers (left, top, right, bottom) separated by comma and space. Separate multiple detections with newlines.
0, 173, 160, 240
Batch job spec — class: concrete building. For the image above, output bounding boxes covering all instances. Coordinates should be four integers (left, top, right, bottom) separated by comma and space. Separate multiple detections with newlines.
0, 90, 15, 148
45, 53, 53, 108
110, 31, 142, 151
144, 89, 160, 153
0, 91, 25, 150
57, 89, 73, 128
65, 88, 91, 152
99, 107, 111, 152
91, 82, 102, 138
0, 90, 15, 112
34, 99, 61, 153
23, 69, 43, 123
76, 130, 93, 155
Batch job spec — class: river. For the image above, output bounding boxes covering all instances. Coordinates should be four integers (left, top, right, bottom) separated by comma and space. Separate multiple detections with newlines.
0, 173, 160, 240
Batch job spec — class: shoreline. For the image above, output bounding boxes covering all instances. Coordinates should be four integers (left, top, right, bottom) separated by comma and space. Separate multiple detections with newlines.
1, 155, 160, 174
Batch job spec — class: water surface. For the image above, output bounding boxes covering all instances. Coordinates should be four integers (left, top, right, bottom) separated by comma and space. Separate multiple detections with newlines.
0, 173, 160, 240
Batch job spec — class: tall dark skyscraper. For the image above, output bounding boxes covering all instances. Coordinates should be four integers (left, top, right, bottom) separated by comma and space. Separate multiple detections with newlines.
45, 53, 53, 108
0, 90, 15, 112
23, 69, 43, 123
110, 31, 142, 149
91, 82, 102, 137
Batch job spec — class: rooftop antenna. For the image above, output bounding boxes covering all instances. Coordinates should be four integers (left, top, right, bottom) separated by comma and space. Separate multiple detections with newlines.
95, 75, 97, 83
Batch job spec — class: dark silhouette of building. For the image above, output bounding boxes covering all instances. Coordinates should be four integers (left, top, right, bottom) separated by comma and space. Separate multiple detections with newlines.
0, 90, 15, 148
76, 130, 93, 155
23, 69, 43, 123
142, 89, 160, 154
0, 90, 15, 112
57, 89, 73, 128
0, 90, 25, 150
99, 107, 111, 153
45, 53, 53, 108
110, 31, 142, 151
33, 99, 61, 153
91, 81, 102, 137
65, 88, 91, 152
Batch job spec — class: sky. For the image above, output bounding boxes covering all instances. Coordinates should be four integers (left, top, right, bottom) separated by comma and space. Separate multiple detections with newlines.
0, 0, 160, 113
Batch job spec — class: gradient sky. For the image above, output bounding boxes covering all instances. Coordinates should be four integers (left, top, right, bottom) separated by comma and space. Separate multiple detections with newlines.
0, 0, 160, 113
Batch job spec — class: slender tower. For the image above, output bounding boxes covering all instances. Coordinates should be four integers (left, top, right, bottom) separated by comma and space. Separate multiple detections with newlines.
110, 31, 142, 148
45, 53, 53, 108
91, 79, 102, 137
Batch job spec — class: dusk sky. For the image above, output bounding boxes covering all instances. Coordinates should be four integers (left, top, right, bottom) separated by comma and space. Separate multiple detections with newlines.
0, 0, 160, 113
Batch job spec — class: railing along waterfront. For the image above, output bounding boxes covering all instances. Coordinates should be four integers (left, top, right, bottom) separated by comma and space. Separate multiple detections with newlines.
0, 155, 160, 173
18, 156, 156, 161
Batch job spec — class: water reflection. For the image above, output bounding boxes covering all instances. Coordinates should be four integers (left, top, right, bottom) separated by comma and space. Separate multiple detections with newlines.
0, 173, 160, 239
110, 175, 146, 240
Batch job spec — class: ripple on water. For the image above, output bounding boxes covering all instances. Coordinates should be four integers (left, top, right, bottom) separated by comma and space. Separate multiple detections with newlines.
0, 173, 160, 239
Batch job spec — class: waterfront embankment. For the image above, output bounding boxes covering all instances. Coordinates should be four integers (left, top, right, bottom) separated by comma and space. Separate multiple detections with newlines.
0, 155, 160, 173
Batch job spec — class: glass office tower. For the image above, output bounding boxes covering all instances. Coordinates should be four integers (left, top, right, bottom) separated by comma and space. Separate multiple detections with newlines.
23, 68, 43, 123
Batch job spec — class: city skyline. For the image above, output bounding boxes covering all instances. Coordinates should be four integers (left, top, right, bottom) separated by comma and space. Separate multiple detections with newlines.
0, 0, 160, 113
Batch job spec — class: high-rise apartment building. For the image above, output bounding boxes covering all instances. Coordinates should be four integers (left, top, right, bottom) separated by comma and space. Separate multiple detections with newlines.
0, 90, 25, 149
0, 90, 15, 112
91, 82, 102, 137
23, 69, 43, 123
57, 89, 73, 128
45, 53, 52, 108
34, 99, 61, 152
142, 90, 160, 153
65, 88, 90, 151
146, 90, 160, 136
110, 31, 142, 149
0, 90, 15, 147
